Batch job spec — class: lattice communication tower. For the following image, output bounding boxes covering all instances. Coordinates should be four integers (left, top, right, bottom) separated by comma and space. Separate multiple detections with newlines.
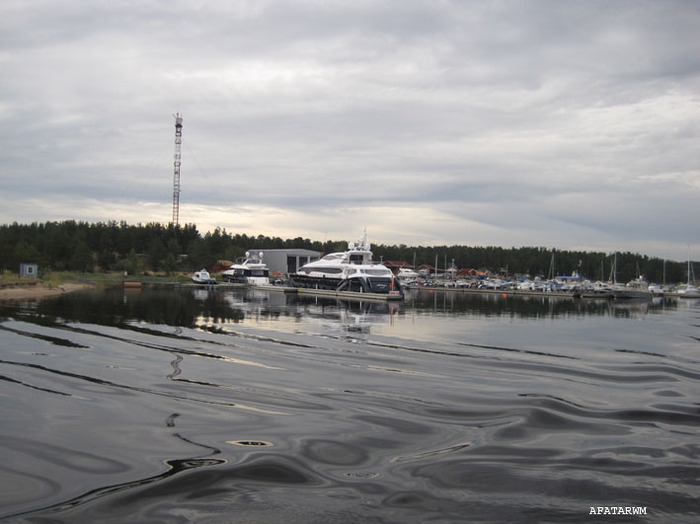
172, 113, 183, 225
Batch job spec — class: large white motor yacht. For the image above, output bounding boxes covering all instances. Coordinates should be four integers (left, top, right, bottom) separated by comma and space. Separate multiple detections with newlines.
290, 232, 402, 296
222, 252, 270, 286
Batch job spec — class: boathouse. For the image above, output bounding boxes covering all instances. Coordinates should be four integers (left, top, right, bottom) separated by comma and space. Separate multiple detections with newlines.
252, 249, 320, 276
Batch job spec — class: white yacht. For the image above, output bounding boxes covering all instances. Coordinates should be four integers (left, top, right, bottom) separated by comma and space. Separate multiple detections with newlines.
648, 283, 665, 296
676, 284, 700, 298
290, 232, 403, 297
222, 252, 270, 286
397, 267, 420, 281
192, 269, 216, 285
676, 251, 699, 297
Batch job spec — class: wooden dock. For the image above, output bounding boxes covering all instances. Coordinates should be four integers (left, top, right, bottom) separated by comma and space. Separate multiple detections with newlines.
295, 287, 404, 301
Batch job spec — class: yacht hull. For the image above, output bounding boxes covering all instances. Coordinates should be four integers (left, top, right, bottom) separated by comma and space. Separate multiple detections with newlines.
290, 274, 403, 297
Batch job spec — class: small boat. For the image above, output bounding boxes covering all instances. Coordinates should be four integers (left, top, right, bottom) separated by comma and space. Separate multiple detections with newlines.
676, 249, 699, 297
222, 252, 270, 286
676, 284, 700, 298
580, 281, 614, 298
290, 231, 403, 297
192, 269, 216, 285
613, 276, 652, 300
648, 283, 665, 296
397, 267, 420, 281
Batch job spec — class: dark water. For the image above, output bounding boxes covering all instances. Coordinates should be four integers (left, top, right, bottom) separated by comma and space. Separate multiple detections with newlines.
1, 286, 699, 523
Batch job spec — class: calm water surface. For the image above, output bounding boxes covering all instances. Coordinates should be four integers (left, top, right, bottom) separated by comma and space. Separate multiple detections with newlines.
1, 286, 699, 523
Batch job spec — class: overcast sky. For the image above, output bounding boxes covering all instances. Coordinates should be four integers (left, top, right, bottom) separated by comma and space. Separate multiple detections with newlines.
1, 0, 698, 261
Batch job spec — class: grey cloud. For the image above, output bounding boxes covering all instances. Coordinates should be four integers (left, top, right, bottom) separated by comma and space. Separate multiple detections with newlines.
0, 0, 698, 260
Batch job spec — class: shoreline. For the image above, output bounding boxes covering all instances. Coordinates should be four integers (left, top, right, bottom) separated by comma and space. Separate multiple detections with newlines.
0, 282, 93, 302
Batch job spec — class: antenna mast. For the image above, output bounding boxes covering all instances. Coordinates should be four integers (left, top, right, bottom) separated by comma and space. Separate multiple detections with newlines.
172, 113, 183, 225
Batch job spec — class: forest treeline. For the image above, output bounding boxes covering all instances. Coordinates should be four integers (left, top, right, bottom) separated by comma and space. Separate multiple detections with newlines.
0, 220, 693, 284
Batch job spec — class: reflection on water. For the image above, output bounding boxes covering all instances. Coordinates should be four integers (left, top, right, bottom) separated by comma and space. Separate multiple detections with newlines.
2, 284, 680, 332
406, 288, 671, 319
33, 285, 247, 327
1, 285, 699, 523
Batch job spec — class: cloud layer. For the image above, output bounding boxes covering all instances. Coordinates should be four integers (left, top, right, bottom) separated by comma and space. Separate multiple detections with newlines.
1, 0, 698, 260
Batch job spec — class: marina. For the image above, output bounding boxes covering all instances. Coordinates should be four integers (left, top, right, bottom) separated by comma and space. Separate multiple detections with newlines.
191, 231, 700, 303
186, 274, 697, 301
2, 1, 698, 519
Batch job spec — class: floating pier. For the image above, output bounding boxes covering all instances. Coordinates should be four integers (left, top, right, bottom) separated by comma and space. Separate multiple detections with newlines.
295, 287, 403, 301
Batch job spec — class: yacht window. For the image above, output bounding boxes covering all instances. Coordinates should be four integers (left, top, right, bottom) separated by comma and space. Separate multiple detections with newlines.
365, 268, 390, 276
314, 267, 342, 274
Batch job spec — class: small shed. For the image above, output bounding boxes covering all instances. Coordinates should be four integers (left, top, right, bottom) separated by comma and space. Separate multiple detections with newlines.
20, 263, 38, 278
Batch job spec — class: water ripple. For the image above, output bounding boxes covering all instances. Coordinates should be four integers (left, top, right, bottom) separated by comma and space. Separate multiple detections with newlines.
2, 290, 699, 523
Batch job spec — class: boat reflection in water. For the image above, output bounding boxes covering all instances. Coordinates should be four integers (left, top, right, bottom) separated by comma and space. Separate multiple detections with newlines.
8, 284, 679, 332
293, 295, 399, 336
404, 287, 670, 320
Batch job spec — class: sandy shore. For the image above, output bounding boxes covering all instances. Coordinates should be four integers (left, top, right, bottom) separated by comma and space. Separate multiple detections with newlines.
0, 282, 93, 302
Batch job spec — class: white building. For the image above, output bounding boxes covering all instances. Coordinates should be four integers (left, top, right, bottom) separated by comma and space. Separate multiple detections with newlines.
20, 263, 38, 278
251, 249, 320, 276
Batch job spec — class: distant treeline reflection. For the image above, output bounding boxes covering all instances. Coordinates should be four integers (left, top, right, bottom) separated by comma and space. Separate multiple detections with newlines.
31, 286, 246, 328
1, 287, 678, 329
406, 289, 673, 319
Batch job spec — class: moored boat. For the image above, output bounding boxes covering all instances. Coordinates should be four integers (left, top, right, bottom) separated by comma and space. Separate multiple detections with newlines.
222, 252, 270, 286
580, 281, 614, 298
613, 276, 652, 300
676, 250, 699, 297
676, 284, 700, 298
648, 283, 665, 296
397, 267, 420, 282
192, 269, 216, 285
290, 231, 403, 298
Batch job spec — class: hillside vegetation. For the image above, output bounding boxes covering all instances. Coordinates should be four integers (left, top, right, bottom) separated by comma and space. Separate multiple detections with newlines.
0, 220, 691, 284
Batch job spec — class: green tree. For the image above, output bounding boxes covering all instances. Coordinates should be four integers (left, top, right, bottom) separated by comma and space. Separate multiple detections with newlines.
148, 238, 166, 272
13, 241, 41, 268
70, 240, 94, 272
163, 253, 177, 274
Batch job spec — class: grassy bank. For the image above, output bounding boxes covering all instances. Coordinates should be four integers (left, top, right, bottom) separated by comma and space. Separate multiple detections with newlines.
0, 271, 195, 288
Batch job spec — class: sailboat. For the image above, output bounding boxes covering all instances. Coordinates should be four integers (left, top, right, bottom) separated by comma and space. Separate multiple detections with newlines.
610, 254, 652, 300
677, 248, 700, 298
